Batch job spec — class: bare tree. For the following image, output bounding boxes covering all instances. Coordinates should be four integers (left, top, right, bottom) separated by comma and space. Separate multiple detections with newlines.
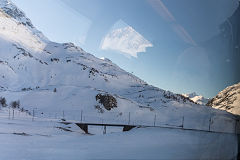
10, 100, 20, 109
0, 97, 7, 107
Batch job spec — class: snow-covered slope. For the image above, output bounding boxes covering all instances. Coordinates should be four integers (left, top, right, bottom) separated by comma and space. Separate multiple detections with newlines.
0, 108, 237, 160
207, 82, 240, 115
0, 0, 237, 130
0, 0, 47, 41
182, 92, 209, 105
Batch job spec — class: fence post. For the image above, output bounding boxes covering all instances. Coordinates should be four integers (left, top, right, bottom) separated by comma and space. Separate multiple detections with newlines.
103, 125, 106, 134
128, 112, 131, 125
154, 114, 156, 126
209, 116, 211, 132
32, 109, 35, 121
182, 116, 184, 128
81, 110, 83, 122
8, 108, 10, 119
12, 109, 14, 120
62, 110, 65, 119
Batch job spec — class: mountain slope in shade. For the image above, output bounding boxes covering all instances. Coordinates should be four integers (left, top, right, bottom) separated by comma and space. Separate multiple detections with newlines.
207, 82, 240, 115
0, 0, 237, 132
182, 92, 209, 105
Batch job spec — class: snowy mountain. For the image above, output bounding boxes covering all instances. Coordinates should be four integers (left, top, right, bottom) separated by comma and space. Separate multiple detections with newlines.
0, 0, 47, 41
207, 82, 240, 115
182, 92, 209, 105
0, 0, 236, 130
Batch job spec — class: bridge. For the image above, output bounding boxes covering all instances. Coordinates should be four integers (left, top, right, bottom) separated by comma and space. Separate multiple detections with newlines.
74, 122, 138, 134
60, 119, 239, 135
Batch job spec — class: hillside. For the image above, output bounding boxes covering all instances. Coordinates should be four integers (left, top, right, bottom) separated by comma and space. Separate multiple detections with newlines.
0, 1, 239, 159
0, 107, 237, 160
207, 82, 240, 115
0, 0, 236, 130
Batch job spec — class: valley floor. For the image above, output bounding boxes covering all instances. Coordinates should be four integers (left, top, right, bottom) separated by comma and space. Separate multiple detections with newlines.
0, 108, 238, 160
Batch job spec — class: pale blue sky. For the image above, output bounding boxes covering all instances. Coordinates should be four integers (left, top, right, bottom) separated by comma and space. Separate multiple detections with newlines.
12, 0, 239, 98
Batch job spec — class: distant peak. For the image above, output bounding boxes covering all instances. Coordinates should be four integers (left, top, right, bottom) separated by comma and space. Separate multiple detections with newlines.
0, 0, 48, 41
183, 92, 198, 98
182, 92, 208, 105
0, 0, 35, 29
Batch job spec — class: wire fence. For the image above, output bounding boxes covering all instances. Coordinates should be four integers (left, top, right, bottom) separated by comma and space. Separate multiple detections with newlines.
1, 107, 239, 135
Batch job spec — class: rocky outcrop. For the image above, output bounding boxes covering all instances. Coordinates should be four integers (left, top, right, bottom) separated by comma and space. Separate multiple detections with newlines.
96, 94, 117, 111
207, 82, 240, 115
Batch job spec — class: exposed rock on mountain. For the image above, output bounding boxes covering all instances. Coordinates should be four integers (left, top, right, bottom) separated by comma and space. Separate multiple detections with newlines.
207, 82, 240, 115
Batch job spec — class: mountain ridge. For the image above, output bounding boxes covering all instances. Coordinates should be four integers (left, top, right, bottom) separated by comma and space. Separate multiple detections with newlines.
0, 0, 47, 41
207, 82, 240, 115
0, 0, 236, 130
